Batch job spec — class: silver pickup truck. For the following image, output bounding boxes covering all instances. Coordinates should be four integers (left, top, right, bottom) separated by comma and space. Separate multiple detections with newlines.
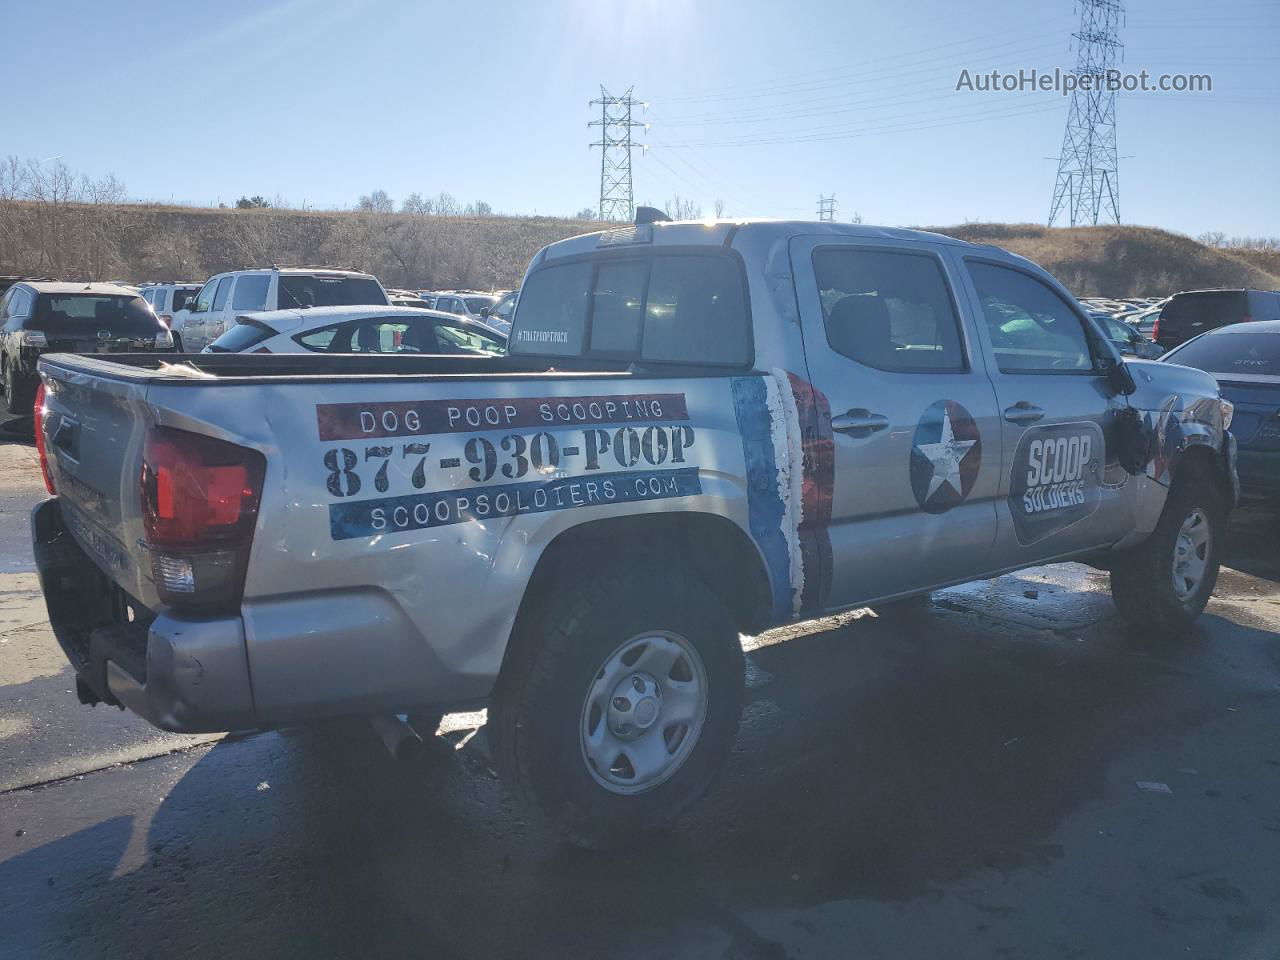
32, 220, 1237, 845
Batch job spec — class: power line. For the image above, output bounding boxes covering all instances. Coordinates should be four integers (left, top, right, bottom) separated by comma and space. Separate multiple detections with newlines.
1049, 0, 1124, 226
589, 86, 647, 222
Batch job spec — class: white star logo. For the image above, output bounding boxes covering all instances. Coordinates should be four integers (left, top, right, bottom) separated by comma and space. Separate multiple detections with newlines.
915, 407, 977, 500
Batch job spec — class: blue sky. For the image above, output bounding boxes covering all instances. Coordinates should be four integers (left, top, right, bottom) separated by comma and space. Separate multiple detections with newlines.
7, 0, 1277, 235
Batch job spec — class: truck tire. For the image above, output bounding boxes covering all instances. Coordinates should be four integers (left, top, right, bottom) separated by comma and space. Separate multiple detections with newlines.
4, 360, 32, 416
490, 564, 745, 848
1110, 461, 1224, 635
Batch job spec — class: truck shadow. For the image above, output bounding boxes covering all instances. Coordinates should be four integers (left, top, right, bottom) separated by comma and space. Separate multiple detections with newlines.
37, 600, 1274, 959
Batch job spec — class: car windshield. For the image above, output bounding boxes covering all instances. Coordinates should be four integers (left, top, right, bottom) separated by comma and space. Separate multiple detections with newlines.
464, 296, 497, 314
32, 293, 159, 335
1168, 332, 1280, 376
171, 288, 197, 311
276, 275, 386, 309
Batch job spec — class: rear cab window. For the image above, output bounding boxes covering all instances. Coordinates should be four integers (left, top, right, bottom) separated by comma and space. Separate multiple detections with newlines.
277, 275, 387, 309
510, 252, 751, 366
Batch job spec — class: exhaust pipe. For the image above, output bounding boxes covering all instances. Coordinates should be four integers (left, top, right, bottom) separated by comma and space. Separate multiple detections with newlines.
369, 714, 425, 762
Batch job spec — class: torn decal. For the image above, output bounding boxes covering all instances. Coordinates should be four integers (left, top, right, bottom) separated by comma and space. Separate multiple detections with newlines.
910, 400, 982, 514
1007, 420, 1105, 546
784, 371, 834, 613
732, 372, 835, 623
732, 376, 794, 623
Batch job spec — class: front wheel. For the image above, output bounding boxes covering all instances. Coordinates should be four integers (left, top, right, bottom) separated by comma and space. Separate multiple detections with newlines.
489, 565, 745, 848
1110, 463, 1224, 634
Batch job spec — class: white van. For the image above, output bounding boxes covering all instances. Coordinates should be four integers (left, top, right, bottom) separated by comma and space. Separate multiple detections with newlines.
176, 268, 389, 352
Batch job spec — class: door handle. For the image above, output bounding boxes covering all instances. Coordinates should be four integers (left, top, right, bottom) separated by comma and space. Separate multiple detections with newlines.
1003, 402, 1045, 425
831, 408, 890, 437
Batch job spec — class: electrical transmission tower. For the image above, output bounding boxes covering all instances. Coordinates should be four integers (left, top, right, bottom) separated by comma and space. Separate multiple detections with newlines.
817, 195, 837, 222
589, 87, 646, 222
1048, 0, 1124, 226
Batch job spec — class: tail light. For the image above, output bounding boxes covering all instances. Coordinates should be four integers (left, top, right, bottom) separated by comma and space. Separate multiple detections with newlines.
157, 314, 173, 328
140, 427, 265, 614
33, 382, 55, 494
1242, 314, 1254, 323
1151, 316, 1161, 342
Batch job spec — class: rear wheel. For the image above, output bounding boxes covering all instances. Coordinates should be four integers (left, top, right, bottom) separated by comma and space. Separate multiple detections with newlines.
490, 565, 744, 848
171, 331, 185, 353
1110, 462, 1224, 634
3, 359, 33, 416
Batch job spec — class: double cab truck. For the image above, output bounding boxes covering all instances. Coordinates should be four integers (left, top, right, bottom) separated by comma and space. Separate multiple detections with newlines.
31, 220, 1237, 846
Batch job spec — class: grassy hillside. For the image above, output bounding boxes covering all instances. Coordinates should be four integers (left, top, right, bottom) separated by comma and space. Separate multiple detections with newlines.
930, 223, 1280, 297
2, 201, 1275, 298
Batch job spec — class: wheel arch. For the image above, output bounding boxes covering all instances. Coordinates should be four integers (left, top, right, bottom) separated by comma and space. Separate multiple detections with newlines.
498, 512, 771, 689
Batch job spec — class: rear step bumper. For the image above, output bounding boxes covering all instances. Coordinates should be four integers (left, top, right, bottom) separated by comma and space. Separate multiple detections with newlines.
31, 497, 256, 733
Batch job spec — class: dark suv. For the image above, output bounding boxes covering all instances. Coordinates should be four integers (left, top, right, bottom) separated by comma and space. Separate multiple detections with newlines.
1, 281, 173, 414
1154, 288, 1280, 349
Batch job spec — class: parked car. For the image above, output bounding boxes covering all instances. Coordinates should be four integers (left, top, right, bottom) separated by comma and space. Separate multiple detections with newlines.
480, 290, 516, 333
205, 305, 507, 356
1089, 311, 1164, 359
140, 282, 202, 349
1154, 288, 1280, 349
1164, 320, 1280, 501
2, 281, 172, 414
430, 291, 500, 323
31, 220, 1235, 847
176, 267, 390, 352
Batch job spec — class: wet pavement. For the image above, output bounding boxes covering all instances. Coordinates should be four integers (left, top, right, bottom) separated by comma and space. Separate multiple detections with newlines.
2, 419, 1279, 959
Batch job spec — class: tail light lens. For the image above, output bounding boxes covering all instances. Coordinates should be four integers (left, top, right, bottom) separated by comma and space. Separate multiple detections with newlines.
33, 382, 55, 494
140, 427, 265, 614
157, 314, 173, 328
1151, 316, 1161, 342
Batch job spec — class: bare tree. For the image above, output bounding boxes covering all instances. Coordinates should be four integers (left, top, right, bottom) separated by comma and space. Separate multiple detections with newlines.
356, 189, 394, 213
713, 198, 726, 218
401, 192, 433, 215
1197, 230, 1226, 248
663, 195, 702, 220
434, 192, 459, 217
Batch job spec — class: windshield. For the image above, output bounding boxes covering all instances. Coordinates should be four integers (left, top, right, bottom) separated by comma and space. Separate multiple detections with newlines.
1168, 332, 1280, 376
32, 293, 160, 335
276, 275, 387, 309
492, 293, 516, 320
464, 296, 498, 314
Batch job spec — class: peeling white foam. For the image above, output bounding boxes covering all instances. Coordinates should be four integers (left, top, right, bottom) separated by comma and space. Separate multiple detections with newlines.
766, 370, 805, 615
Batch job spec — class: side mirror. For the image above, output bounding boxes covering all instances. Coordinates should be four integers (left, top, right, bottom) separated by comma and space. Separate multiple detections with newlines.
1102, 356, 1137, 396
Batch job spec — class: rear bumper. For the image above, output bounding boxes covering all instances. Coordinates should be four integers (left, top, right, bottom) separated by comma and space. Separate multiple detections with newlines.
32, 497, 487, 732
31, 497, 255, 733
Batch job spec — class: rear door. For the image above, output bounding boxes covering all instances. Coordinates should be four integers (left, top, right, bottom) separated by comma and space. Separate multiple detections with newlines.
790, 235, 1003, 607
956, 257, 1135, 561
204, 276, 235, 345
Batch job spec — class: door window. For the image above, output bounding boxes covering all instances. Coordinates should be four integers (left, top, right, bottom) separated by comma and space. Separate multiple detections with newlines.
813, 248, 965, 372
231, 274, 270, 311
211, 277, 233, 312
192, 279, 218, 313
967, 262, 1094, 373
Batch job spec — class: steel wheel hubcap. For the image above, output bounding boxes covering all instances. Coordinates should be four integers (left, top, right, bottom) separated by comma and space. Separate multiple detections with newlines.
580, 632, 708, 795
1171, 507, 1211, 601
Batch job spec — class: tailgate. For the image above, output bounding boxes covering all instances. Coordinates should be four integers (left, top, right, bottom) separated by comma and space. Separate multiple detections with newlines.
38, 356, 158, 605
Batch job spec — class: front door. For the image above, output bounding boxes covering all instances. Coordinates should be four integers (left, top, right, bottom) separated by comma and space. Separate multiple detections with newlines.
791, 236, 1003, 608
955, 257, 1135, 562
